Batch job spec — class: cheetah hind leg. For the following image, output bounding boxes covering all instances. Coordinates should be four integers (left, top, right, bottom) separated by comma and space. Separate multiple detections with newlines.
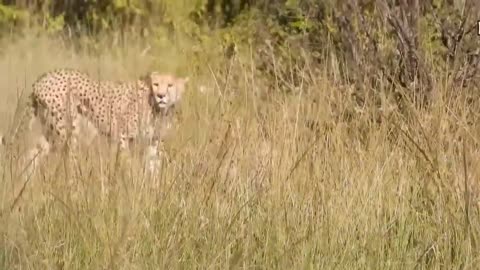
23, 110, 81, 180
23, 134, 51, 178
21, 111, 51, 178
55, 115, 82, 181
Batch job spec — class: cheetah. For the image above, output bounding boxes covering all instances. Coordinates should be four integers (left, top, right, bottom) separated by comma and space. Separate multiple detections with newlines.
4, 68, 189, 172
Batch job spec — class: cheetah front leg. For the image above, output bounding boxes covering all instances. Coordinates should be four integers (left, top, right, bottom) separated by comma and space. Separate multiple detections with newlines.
145, 116, 173, 176
120, 132, 161, 175
145, 138, 162, 175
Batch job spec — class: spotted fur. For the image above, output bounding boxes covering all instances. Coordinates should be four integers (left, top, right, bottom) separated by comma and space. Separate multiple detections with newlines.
3, 68, 189, 171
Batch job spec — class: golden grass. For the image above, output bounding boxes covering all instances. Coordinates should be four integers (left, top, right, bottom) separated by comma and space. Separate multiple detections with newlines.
0, 30, 480, 269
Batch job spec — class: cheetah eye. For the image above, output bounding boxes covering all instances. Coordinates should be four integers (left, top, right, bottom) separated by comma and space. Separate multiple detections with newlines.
167, 83, 173, 87
153, 83, 159, 87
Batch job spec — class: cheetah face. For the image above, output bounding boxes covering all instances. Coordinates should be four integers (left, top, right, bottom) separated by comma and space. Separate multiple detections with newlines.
147, 73, 189, 111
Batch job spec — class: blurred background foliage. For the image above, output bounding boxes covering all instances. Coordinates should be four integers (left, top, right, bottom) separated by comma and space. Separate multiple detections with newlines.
0, 0, 479, 110
1, 2, 480, 268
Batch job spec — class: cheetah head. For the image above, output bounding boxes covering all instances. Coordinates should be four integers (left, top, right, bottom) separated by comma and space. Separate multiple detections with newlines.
145, 72, 189, 111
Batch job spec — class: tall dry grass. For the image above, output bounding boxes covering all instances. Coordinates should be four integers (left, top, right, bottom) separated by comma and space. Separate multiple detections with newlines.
0, 28, 479, 269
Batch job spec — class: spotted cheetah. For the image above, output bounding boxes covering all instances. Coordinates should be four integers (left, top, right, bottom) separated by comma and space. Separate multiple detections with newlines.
4, 68, 189, 172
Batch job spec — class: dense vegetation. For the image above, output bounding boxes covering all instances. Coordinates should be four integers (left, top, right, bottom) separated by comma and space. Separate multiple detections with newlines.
1, 0, 480, 269
2, 1, 480, 101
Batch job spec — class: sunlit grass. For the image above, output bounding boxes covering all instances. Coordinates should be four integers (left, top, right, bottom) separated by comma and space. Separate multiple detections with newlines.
0, 28, 479, 269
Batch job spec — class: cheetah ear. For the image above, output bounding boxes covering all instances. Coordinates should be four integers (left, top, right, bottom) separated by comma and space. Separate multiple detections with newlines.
147, 72, 160, 81
177, 76, 189, 94
141, 73, 150, 84
176, 76, 189, 84
179, 76, 189, 87
143, 72, 158, 89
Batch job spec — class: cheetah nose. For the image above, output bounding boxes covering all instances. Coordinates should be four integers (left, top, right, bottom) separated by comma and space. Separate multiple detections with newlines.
157, 94, 165, 99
